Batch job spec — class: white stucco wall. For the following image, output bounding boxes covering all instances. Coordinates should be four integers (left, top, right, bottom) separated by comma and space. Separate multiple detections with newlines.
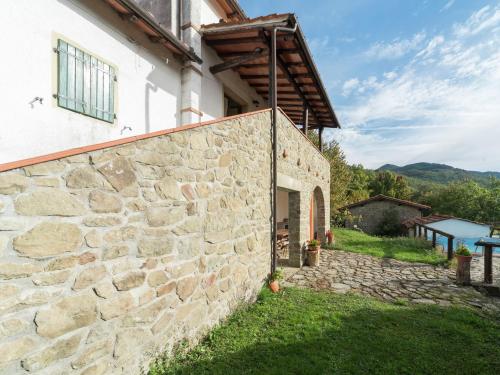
277, 189, 289, 223
199, 0, 266, 120
0, 0, 182, 164
200, 0, 224, 25
0, 0, 266, 165
426, 219, 491, 238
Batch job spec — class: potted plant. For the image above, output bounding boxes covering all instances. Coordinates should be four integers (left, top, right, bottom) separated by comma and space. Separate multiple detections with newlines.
455, 243, 472, 286
307, 239, 321, 267
268, 268, 284, 293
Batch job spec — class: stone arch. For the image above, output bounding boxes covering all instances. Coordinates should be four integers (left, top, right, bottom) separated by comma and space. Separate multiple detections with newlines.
310, 186, 326, 243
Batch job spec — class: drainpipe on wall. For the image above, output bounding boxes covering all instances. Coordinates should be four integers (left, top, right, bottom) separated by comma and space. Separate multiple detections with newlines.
269, 23, 298, 275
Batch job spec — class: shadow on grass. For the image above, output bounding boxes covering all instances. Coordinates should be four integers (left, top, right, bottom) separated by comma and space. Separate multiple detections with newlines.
150, 289, 500, 375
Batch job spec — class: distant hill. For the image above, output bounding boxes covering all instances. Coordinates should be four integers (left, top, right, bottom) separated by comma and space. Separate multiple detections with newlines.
377, 162, 500, 187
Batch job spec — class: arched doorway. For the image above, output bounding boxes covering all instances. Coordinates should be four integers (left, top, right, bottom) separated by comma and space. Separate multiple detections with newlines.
310, 186, 326, 243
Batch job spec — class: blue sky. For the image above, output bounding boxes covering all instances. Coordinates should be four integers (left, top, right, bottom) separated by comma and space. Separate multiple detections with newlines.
239, 0, 500, 171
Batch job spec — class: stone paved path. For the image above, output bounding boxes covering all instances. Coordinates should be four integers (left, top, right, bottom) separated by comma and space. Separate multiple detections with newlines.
286, 250, 500, 316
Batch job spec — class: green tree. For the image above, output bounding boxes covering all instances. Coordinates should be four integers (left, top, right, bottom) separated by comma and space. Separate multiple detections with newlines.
368, 171, 412, 199
346, 164, 371, 203
306, 130, 351, 217
482, 178, 500, 223
322, 140, 352, 215
427, 179, 500, 223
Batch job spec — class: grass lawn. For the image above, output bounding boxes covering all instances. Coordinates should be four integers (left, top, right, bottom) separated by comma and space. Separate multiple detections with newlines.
149, 288, 500, 375
331, 228, 447, 265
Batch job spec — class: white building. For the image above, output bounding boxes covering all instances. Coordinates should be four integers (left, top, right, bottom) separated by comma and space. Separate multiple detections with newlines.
0, 0, 276, 164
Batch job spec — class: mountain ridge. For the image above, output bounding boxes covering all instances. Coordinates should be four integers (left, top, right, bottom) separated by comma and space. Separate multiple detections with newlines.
377, 162, 500, 186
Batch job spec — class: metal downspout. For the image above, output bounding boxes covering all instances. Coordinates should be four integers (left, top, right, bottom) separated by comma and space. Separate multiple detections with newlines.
270, 23, 298, 275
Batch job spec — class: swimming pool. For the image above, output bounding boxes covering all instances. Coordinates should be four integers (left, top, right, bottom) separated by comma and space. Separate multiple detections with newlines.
429, 234, 500, 254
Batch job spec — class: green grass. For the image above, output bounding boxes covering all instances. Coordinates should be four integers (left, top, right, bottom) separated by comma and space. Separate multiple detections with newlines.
150, 288, 500, 375
331, 228, 447, 265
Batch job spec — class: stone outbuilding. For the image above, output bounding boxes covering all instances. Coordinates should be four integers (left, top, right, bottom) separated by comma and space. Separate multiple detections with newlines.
341, 195, 430, 235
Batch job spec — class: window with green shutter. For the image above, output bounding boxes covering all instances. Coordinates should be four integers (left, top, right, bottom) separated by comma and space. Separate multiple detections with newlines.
55, 39, 116, 123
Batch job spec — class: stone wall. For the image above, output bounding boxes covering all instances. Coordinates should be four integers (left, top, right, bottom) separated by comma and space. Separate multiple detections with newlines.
0, 109, 330, 374
276, 114, 331, 266
346, 201, 422, 235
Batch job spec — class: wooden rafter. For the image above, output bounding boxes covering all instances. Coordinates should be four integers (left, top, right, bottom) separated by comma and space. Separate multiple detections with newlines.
201, 13, 340, 128
209, 48, 268, 75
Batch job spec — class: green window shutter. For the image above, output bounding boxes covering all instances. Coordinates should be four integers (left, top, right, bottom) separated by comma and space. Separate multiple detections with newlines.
56, 39, 115, 123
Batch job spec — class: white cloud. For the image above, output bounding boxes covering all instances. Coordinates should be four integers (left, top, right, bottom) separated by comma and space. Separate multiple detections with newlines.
415, 35, 445, 59
333, 6, 500, 171
342, 78, 360, 96
440, 0, 455, 13
383, 71, 398, 80
308, 35, 338, 59
453, 5, 500, 37
365, 32, 426, 60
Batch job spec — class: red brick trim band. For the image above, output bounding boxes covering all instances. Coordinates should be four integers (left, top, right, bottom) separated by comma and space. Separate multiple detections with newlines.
0, 109, 270, 173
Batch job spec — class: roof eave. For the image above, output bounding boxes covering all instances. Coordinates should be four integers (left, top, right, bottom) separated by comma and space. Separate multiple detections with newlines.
292, 17, 340, 129
201, 13, 340, 129
201, 14, 292, 34
340, 195, 431, 211
108, 0, 202, 64
224, 0, 248, 20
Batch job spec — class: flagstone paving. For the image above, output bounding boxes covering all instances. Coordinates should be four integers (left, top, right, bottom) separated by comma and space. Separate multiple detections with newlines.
286, 250, 500, 316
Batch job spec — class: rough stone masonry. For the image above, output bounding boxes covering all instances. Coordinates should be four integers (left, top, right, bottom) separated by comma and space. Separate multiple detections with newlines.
0, 109, 330, 374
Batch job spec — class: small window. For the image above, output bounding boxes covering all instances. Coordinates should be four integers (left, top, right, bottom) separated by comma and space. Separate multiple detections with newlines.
55, 39, 115, 123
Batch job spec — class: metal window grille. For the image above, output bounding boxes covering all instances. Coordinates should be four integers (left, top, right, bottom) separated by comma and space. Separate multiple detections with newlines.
56, 39, 115, 123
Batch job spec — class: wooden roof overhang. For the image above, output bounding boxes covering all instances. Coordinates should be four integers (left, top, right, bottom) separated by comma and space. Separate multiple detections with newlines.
215, 0, 247, 21
104, 0, 202, 63
201, 13, 340, 129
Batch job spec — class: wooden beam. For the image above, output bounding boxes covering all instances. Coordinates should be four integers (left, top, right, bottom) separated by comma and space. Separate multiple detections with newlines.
219, 48, 298, 57
319, 126, 324, 152
249, 83, 289, 88
276, 98, 302, 102
148, 35, 166, 43
206, 35, 293, 46
241, 74, 285, 79
303, 107, 308, 135
484, 245, 493, 284
292, 73, 312, 78
210, 48, 268, 75
256, 89, 296, 94
262, 38, 320, 124
218, 50, 265, 57
447, 237, 453, 260
277, 48, 299, 54
239, 61, 305, 68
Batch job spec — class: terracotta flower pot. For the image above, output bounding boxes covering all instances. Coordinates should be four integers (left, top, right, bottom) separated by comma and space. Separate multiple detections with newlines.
269, 280, 280, 293
308, 244, 320, 252
455, 254, 472, 286
307, 248, 320, 267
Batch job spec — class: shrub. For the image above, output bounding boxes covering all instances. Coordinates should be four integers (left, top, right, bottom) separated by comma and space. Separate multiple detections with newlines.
376, 207, 404, 236
269, 268, 284, 282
